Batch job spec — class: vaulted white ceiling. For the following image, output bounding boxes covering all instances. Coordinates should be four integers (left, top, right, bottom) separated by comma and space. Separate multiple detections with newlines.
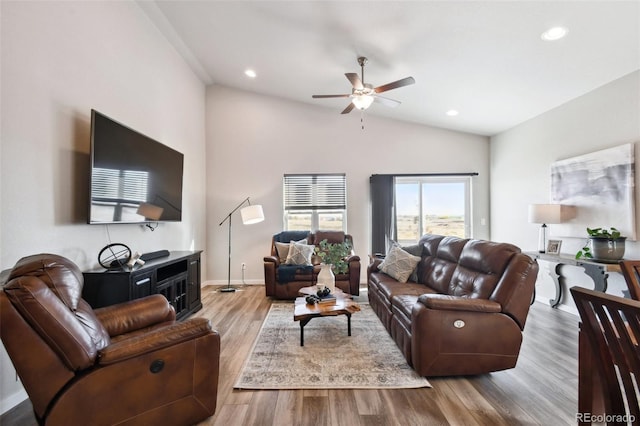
141, 1, 640, 136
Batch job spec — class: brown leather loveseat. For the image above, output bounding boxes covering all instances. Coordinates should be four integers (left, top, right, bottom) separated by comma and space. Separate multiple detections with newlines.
0, 254, 220, 425
368, 234, 538, 377
264, 230, 361, 299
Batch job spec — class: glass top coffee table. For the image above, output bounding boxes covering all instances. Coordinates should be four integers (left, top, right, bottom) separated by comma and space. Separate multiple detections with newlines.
293, 287, 361, 346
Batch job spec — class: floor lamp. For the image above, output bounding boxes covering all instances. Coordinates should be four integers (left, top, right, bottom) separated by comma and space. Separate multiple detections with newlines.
218, 197, 264, 293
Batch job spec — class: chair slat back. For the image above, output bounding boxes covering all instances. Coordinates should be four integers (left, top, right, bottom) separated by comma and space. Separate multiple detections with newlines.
620, 260, 640, 300
570, 286, 640, 423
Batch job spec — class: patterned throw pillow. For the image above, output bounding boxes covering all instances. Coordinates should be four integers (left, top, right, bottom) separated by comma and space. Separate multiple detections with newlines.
275, 238, 307, 262
402, 243, 423, 282
285, 242, 315, 266
379, 244, 421, 283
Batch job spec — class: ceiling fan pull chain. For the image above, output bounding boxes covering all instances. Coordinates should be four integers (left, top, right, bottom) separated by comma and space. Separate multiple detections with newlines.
361, 110, 365, 130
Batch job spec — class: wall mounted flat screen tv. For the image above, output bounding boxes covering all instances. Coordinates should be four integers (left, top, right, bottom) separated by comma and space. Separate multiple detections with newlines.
88, 109, 184, 224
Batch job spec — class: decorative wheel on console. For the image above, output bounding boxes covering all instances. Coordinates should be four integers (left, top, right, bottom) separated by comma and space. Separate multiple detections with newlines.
98, 243, 132, 270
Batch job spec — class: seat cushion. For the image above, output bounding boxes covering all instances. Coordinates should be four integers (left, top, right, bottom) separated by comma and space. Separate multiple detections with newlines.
392, 294, 419, 323
374, 276, 435, 301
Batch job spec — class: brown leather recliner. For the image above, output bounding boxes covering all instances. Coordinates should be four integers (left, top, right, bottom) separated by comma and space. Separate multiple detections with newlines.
264, 230, 361, 299
0, 254, 220, 426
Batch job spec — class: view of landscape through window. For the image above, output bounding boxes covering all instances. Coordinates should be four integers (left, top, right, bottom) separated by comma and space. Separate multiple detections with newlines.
395, 179, 468, 243
285, 211, 344, 231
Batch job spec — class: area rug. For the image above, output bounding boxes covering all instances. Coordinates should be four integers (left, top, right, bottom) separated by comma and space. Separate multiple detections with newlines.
234, 302, 430, 389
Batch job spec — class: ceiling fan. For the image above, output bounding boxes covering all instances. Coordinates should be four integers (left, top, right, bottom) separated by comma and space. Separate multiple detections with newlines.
312, 57, 415, 114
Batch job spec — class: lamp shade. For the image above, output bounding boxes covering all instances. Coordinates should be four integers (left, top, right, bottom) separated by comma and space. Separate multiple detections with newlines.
240, 204, 264, 225
352, 95, 374, 110
529, 204, 577, 224
136, 203, 164, 221
528, 204, 563, 224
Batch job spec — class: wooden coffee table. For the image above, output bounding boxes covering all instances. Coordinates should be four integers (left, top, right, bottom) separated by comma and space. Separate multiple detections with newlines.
293, 287, 361, 346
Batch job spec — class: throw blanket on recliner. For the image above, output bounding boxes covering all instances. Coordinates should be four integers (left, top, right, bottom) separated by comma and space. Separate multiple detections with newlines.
277, 264, 313, 284
274, 230, 310, 243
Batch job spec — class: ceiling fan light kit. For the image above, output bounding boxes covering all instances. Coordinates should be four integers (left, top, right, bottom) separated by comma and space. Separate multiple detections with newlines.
352, 94, 374, 110
312, 56, 415, 119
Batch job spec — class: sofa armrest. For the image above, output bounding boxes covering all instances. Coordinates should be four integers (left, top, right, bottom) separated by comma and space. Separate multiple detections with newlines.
264, 256, 278, 297
417, 294, 502, 313
346, 254, 360, 263
98, 317, 215, 365
367, 255, 383, 274
94, 294, 176, 337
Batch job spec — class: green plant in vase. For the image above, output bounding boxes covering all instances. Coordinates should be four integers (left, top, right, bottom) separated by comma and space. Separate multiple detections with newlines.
575, 227, 626, 261
314, 239, 352, 274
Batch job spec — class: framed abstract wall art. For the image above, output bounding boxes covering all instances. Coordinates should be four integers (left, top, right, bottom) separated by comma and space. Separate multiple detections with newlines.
550, 143, 636, 240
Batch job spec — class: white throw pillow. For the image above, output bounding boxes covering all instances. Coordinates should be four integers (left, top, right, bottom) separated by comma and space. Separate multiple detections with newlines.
379, 244, 421, 283
285, 241, 315, 266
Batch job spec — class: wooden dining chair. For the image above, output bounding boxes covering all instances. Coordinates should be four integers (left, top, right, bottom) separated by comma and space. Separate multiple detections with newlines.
570, 286, 640, 425
620, 260, 640, 300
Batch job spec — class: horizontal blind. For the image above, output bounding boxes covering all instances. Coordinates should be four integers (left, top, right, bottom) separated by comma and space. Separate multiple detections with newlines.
284, 174, 346, 210
91, 168, 148, 202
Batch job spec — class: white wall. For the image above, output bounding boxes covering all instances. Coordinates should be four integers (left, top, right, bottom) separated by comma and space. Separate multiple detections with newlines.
205, 85, 490, 285
490, 70, 640, 311
0, 1, 206, 413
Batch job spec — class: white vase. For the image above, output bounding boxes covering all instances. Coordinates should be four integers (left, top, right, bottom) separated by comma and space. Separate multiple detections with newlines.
317, 263, 335, 292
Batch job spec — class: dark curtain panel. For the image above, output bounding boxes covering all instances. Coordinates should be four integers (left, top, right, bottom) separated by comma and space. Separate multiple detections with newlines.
370, 174, 395, 255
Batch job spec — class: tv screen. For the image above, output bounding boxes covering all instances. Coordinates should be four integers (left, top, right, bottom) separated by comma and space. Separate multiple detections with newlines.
88, 110, 184, 224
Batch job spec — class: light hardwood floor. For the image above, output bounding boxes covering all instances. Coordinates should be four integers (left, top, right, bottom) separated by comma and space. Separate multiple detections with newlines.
1, 284, 579, 425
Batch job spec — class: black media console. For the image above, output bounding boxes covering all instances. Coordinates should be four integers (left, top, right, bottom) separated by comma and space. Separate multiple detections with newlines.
83, 250, 203, 320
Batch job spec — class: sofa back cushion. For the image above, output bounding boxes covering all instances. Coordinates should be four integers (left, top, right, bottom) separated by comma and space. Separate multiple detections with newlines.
449, 239, 519, 298
418, 235, 467, 294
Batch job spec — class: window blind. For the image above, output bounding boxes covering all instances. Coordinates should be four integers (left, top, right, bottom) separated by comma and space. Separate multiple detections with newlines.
284, 174, 346, 210
91, 168, 148, 203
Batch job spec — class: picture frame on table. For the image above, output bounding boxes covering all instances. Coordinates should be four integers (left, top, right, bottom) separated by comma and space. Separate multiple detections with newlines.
546, 239, 562, 255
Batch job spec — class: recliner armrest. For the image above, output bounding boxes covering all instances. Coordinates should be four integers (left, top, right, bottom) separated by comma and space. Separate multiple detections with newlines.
264, 255, 280, 265
417, 294, 502, 313
94, 294, 176, 337
98, 317, 216, 365
346, 255, 360, 263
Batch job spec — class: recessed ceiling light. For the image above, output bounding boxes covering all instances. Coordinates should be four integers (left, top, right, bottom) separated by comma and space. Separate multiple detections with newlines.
446, 110, 459, 117
541, 26, 568, 41
244, 69, 257, 78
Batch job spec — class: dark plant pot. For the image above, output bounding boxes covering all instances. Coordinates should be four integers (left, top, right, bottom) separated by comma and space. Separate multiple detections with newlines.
590, 237, 626, 262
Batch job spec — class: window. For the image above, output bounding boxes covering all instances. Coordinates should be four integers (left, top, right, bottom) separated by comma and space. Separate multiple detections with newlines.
394, 176, 471, 244
283, 174, 347, 231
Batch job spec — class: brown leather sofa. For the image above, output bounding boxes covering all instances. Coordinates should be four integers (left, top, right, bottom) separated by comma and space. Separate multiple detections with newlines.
0, 254, 220, 425
264, 230, 361, 299
368, 234, 538, 377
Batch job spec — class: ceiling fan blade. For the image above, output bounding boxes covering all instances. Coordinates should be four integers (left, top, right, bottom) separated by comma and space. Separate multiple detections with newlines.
341, 102, 355, 114
312, 94, 351, 99
345, 73, 364, 90
374, 76, 415, 93
374, 96, 401, 108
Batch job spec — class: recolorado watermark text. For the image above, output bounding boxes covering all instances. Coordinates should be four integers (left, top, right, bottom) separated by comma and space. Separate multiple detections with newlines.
576, 413, 636, 423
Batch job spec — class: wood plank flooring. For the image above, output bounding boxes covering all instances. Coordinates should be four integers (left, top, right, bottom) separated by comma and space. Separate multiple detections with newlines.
1, 285, 579, 425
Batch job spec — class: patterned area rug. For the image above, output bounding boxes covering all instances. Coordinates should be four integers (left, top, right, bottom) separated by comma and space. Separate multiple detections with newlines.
234, 302, 431, 389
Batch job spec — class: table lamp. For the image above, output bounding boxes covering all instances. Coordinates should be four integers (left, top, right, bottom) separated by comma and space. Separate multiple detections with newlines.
528, 204, 563, 253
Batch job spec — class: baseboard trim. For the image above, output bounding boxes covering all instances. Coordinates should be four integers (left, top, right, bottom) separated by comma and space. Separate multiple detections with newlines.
1, 389, 28, 415
533, 295, 578, 316
202, 280, 264, 286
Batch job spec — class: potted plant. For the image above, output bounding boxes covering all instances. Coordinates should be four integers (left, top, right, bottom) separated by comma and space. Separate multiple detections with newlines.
575, 227, 626, 262
314, 239, 352, 274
